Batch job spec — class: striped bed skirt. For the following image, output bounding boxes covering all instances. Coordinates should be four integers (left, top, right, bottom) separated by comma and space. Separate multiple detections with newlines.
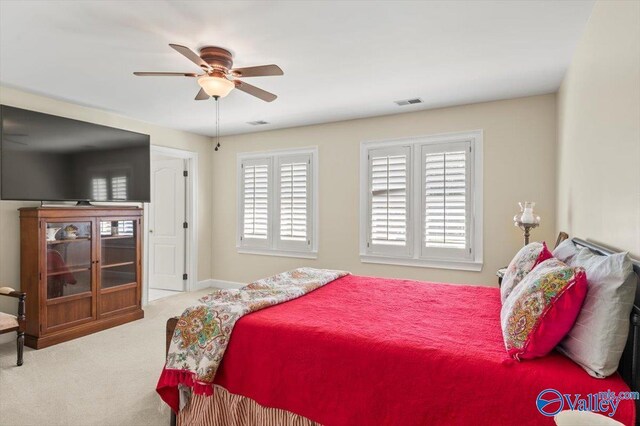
178, 385, 318, 426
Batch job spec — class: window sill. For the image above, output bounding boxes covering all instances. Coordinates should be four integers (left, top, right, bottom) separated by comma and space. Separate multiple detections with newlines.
237, 247, 318, 260
360, 254, 483, 271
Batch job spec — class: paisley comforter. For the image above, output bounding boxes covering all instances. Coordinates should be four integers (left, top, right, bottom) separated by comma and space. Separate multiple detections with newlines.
157, 267, 349, 411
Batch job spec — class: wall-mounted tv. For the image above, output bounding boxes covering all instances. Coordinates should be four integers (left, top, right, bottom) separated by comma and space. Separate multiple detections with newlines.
0, 105, 150, 203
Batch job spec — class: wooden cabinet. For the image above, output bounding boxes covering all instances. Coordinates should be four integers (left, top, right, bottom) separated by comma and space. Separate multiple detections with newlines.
20, 207, 144, 349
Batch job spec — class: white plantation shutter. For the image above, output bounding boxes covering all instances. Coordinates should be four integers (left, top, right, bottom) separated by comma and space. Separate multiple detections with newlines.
111, 176, 128, 200
368, 146, 411, 255
241, 158, 271, 247
118, 220, 134, 236
92, 177, 107, 201
422, 141, 472, 259
100, 221, 111, 235
277, 155, 310, 249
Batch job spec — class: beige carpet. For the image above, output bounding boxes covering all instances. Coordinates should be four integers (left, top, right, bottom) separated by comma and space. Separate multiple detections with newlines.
0, 289, 212, 426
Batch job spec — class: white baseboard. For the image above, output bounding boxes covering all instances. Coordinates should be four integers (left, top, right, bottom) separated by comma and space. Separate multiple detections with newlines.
195, 279, 214, 290
196, 279, 244, 290
211, 279, 245, 289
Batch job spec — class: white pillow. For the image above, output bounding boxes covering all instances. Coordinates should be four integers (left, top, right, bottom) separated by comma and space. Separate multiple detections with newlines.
552, 238, 579, 264
556, 247, 636, 378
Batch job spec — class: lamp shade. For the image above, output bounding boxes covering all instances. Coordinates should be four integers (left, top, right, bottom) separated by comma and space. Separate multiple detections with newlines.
197, 76, 235, 98
514, 201, 540, 226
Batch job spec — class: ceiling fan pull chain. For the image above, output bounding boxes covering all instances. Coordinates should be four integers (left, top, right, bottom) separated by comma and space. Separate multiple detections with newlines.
214, 97, 221, 152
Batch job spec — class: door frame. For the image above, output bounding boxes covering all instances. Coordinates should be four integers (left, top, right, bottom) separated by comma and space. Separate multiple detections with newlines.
143, 145, 198, 305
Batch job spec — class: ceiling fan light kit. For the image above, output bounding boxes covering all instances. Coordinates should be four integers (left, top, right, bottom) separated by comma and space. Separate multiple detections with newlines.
197, 75, 235, 98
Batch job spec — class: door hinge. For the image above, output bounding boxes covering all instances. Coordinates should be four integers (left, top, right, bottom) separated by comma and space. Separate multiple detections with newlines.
183, 222, 188, 229
39, 272, 42, 280
38, 221, 42, 229
183, 273, 188, 280
183, 170, 188, 177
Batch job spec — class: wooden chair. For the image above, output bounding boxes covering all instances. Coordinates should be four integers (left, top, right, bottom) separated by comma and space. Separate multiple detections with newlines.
0, 287, 26, 366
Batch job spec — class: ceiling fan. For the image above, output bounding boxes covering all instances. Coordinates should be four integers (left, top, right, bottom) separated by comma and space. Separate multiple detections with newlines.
134, 44, 283, 102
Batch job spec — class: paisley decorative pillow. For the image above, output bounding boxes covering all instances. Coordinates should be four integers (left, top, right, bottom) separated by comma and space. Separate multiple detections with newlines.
501, 258, 588, 360
500, 242, 553, 303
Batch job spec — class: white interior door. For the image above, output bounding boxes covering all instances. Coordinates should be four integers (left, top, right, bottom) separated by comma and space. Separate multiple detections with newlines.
149, 156, 186, 291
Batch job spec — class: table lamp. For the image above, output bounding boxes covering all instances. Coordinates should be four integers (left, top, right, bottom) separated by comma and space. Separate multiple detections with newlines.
514, 201, 540, 246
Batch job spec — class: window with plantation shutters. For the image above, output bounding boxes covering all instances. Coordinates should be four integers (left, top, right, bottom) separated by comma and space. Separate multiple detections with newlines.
91, 170, 130, 201
241, 158, 270, 246
368, 146, 411, 255
238, 148, 317, 257
360, 130, 482, 270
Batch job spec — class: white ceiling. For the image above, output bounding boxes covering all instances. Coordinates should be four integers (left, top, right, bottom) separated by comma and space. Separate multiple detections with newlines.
0, 0, 594, 137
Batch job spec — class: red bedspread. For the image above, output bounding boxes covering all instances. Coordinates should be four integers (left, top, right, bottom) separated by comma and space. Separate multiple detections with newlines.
207, 275, 634, 425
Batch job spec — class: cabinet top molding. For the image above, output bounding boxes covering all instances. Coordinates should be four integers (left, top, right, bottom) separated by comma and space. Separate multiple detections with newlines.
19, 206, 143, 218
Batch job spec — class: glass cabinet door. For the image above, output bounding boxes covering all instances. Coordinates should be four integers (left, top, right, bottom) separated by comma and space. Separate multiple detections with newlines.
45, 221, 93, 300
100, 219, 137, 289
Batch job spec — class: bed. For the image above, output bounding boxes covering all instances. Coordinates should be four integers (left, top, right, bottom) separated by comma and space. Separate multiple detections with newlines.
162, 238, 640, 425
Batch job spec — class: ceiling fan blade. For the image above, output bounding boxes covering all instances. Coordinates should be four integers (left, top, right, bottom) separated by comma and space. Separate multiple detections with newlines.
169, 44, 211, 70
234, 80, 277, 102
232, 64, 283, 78
195, 88, 210, 100
133, 72, 198, 77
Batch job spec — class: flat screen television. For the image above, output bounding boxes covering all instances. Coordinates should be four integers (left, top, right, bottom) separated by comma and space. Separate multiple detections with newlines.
0, 105, 150, 203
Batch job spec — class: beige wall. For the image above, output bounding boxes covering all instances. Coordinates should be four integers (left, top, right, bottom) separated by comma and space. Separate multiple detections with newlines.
213, 94, 557, 286
0, 86, 214, 307
557, 0, 640, 257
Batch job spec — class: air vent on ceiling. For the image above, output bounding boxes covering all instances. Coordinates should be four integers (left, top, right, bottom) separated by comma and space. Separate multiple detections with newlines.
247, 120, 270, 126
394, 98, 423, 106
